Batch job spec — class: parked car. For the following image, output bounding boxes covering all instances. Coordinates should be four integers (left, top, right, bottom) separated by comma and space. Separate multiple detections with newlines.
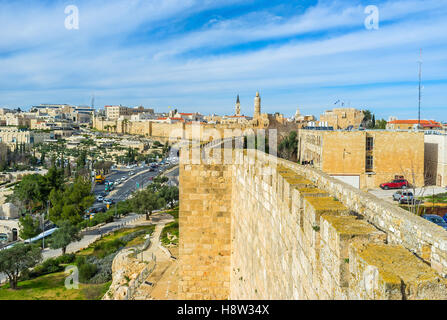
96, 195, 104, 202
380, 179, 410, 190
392, 191, 414, 204
422, 214, 447, 230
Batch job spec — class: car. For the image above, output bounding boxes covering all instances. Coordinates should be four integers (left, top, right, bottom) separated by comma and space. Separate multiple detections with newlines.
397, 191, 414, 204
422, 214, 447, 230
392, 191, 415, 203
121, 176, 127, 181
103, 199, 115, 206
380, 179, 410, 190
96, 195, 104, 202
114, 181, 119, 186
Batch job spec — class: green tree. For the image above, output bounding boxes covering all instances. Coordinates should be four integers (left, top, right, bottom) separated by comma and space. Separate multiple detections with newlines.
49, 221, 81, 255
278, 131, 298, 161
18, 214, 42, 240
45, 166, 65, 192
159, 186, 179, 208
76, 150, 87, 170
0, 243, 42, 289
374, 119, 387, 129
49, 177, 95, 225
131, 189, 165, 220
12, 174, 49, 212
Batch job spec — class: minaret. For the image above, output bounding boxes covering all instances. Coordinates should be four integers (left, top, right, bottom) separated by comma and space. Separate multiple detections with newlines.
294, 107, 301, 121
235, 94, 241, 116
254, 91, 261, 118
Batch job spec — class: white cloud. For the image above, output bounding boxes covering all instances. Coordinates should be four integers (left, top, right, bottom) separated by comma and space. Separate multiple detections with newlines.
0, 0, 446, 121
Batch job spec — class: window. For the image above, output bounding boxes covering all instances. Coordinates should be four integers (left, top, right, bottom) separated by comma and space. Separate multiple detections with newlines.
366, 155, 373, 170
366, 137, 374, 151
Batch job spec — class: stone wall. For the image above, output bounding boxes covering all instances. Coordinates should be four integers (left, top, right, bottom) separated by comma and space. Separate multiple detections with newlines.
178, 148, 233, 299
179, 143, 447, 300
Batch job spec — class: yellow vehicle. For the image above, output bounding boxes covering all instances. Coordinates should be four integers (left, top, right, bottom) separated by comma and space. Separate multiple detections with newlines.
95, 175, 106, 184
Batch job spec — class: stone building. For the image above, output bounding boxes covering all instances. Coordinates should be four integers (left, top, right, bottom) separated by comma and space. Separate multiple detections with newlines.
0, 127, 50, 150
297, 129, 425, 189
424, 132, 447, 186
319, 108, 364, 129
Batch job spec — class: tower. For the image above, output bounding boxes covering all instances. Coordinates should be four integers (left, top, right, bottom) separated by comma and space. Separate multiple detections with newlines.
254, 91, 261, 118
235, 94, 241, 116
294, 107, 301, 121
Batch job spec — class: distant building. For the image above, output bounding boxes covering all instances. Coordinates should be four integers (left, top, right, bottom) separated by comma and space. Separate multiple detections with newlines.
105, 105, 154, 120
387, 119, 442, 130
319, 108, 365, 130
0, 127, 50, 150
297, 129, 425, 189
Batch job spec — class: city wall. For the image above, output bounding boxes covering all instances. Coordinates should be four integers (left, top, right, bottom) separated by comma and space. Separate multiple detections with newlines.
179, 144, 447, 300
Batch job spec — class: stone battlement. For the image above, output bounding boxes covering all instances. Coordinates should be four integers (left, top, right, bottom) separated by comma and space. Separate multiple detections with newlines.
179, 143, 447, 300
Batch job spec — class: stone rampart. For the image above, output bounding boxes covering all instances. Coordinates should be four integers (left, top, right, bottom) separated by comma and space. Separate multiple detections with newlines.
179, 144, 447, 300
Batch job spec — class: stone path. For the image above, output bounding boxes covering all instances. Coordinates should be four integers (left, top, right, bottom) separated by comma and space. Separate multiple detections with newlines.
132, 215, 177, 300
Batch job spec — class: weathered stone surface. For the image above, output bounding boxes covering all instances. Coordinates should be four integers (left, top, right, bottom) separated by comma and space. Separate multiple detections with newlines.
178, 144, 447, 300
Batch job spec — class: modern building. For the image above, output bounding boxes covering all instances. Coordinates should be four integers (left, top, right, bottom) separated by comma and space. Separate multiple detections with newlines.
297, 129, 425, 189
105, 105, 154, 120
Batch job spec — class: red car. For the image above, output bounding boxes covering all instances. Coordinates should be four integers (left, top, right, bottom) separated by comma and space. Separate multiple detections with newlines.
380, 179, 410, 190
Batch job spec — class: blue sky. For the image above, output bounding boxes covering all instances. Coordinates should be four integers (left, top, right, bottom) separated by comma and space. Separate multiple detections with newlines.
0, 0, 446, 121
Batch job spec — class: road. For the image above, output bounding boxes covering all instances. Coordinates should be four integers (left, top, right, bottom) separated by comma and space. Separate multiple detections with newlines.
0, 152, 180, 285
368, 186, 447, 204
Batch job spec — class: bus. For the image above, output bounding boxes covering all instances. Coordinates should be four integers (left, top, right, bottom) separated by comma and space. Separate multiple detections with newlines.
95, 175, 106, 184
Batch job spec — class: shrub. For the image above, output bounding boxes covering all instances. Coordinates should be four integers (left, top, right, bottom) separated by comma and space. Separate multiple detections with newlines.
93, 238, 125, 258
55, 253, 76, 265
79, 263, 98, 283
75, 255, 87, 267
86, 252, 117, 284
30, 258, 63, 278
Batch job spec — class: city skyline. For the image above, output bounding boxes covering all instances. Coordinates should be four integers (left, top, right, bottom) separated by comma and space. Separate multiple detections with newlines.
1, 0, 447, 120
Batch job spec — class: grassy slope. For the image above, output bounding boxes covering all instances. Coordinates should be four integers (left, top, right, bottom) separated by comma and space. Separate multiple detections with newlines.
0, 225, 154, 300
0, 273, 111, 300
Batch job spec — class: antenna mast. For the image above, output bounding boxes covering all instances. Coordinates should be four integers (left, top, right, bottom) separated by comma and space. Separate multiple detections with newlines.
418, 49, 422, 129
91, 93, 95, 109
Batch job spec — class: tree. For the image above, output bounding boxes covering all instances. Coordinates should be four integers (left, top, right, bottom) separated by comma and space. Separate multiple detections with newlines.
278, 131, 298, 161
159, 186, 179, 208
49, 221, 81, 255
76, 150, 87, 170
131, 189, 165, 220
49, 177, 95, 225
12, 174, 49, 212
45, 166, 65, 192
374, 119, 387, 129
18, 214, 42, 240
0, 243, 42, 289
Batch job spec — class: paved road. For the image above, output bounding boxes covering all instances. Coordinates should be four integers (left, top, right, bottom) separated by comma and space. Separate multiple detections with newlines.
0, 155, 180, 285
0, 213, 144, 285
368, 186, 447, 204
